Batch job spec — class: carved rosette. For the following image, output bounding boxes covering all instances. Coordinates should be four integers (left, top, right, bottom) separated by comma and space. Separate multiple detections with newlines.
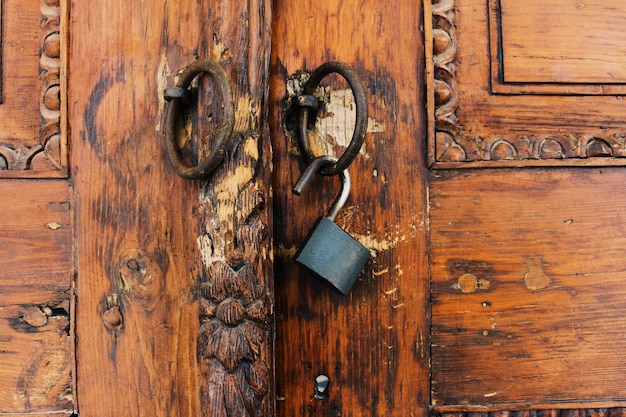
196, 134, 272, 417
430, 0, 626, 164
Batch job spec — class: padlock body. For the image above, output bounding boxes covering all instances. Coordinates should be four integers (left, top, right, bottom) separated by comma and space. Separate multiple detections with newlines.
295, 216, 370, 294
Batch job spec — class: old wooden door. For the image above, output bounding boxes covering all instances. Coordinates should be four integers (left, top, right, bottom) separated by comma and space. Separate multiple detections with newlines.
5, 0, 626, 416
272, 0, 626, 416
2, 0, 274, 416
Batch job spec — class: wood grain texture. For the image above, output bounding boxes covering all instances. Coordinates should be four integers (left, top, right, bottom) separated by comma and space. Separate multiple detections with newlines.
70, 1, 203, 416
499, 0, 626, 84
70, 0, 273, 416
430, 169, 626, 408
0, 179, 72, 413
270, 1, 429, 415
0, 411, 76, 417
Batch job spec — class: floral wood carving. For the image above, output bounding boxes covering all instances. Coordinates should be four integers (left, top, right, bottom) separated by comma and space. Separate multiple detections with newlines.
196, 134, 273, 417
429, 0, 626, 165
0, 0, 63, 173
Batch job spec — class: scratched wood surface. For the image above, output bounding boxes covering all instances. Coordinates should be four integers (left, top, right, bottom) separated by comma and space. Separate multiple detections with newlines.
0, 180, 72, 414
70, 2, 202, 415
270, 0, 429, 415
430, 168, 626, 408
70, 0, 273, 416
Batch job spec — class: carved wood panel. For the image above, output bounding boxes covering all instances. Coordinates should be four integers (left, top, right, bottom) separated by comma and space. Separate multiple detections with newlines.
0, 0, 65, 177
425, 0, 626, 168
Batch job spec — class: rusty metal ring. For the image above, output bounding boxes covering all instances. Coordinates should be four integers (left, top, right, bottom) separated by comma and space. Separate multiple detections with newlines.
164, 59, 234, 179
298, 61, 368, 176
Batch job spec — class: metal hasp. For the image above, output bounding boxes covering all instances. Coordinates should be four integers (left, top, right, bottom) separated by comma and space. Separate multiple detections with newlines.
293, 156, 370, 294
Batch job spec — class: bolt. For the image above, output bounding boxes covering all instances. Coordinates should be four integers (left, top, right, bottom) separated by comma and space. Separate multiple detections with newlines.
314, 374, 330, 400
103, 305, 123, 331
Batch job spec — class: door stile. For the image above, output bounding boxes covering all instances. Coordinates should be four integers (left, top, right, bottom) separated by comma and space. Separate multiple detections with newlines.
71, 0, 274, 416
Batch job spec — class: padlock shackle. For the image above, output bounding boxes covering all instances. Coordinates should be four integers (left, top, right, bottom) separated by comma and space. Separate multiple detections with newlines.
293, 155, 351, 222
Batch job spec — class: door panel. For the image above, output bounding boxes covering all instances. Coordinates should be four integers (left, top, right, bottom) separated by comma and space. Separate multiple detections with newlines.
427, 0, 626, 413
431, 169, 626, 408
0, 180, 72, 414
270, 1, 429, 415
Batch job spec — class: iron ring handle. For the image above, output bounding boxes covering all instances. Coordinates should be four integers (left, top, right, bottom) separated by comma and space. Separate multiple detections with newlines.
298, 61, 368, 176
164, 59, 235, 179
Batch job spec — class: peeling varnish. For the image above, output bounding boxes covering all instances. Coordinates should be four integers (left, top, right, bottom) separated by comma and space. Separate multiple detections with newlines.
285, 74, 385, 159
306, 89, 384, 158
351, 215, 422, 257
47, 222, 62, 230
374, 268, 390, 276
275, 243, 297, 261
384, 287, 398, 296
197, 135, 261, 266
235, 95, 261, 132
155, 50, 171, 132
524, 256, 553, 292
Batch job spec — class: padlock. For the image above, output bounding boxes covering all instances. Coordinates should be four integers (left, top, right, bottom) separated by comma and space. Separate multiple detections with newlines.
293, 156, 370, 294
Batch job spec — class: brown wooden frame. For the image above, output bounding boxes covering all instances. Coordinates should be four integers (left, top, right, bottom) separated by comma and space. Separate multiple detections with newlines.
425, 0, 626, 169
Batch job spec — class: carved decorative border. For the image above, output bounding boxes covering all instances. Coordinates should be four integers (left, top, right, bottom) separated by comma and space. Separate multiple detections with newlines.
0, 0, 63, 174
438, 408, 626, 417
38, 0, 63, 170
428, 0, 626, 166
430, 0, 463, 163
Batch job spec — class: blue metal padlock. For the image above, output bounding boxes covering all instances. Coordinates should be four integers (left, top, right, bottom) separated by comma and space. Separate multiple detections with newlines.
293, 156, 370, 294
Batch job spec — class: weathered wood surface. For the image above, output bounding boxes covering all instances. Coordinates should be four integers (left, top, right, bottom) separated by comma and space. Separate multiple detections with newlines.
426, 0, 626, 166
195, 1, 274, 415
270, 0, 429, 415
71, 0, 273, 416
441, 409, 626, 417
0, 180, 72, 413
71, 2, 202, 415
430, 169, 626, 408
